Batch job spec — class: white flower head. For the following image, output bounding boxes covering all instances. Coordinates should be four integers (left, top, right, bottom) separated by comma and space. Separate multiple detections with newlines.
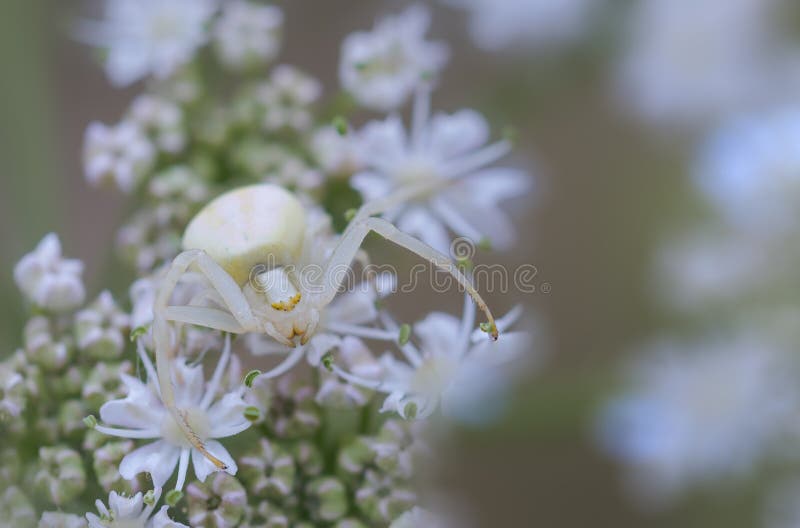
332, 296, 531, 423
442, 0, 599, 52
597, 334, 799, 504
76, 0, 217, 86
213, 0, 283, 70
92, 337, 250, 490
353, 89, 531, 253
14, 233, 85, 312
83, 120, 156, 193
339, 5, 448, 111
0, 360, 25, 420
86, 488, 188, 528
256, 65, 322, 133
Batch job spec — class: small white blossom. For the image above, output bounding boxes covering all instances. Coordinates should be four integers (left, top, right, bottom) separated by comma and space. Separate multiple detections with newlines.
92, 338, 250, 490
0, 360, 25, 419
83, 121, 155, 193
255, 65, 321, 133
86, 489, 187, 528
339, 5, 448, 111
128, 95, 185, 154
213, 1, 283, 70
14, 233, 85, 312
597, 334, 799, 504
353, 90, 531, 252
310, 125, 365, 177
76, 0, 217, 86
333, 298, 531, 422
441, 0, 598, 52
75, 291, 131, 360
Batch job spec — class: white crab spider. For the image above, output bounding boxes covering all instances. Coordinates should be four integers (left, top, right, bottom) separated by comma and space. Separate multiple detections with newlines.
152, 182, 498, 470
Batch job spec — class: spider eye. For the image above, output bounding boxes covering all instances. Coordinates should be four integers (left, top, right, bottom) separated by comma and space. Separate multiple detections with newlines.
253, 266, 302, 311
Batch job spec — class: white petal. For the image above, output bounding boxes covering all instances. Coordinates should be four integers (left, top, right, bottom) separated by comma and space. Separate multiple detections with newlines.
428, 109, 490, 160
119, 440, 181, 488
207, 393, 251, 438
99, 374, 164, 429
191, 440, 237, 482
326, 289, 378, 325
396, 207, 452, 254
414, 312, 463, 358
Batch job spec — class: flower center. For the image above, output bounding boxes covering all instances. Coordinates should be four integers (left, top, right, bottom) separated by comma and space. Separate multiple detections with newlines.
161, 406, 211, 448
394, 159, 440, 191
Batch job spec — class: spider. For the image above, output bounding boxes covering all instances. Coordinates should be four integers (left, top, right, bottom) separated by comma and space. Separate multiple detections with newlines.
151, 182, 498, 470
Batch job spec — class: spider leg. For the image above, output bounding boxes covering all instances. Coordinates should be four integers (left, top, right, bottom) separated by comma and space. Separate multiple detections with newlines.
153, 249, 259, 475
314, 216, 498, 339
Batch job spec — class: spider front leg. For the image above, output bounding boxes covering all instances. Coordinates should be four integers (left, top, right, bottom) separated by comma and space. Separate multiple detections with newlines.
314, 216, 498, 339
152, 249, 260, 470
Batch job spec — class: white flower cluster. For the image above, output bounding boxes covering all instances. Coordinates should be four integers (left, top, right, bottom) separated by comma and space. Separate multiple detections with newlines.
6, 2, 539, 525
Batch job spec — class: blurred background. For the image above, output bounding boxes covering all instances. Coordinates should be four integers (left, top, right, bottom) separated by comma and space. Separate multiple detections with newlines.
3, 0, 799, 527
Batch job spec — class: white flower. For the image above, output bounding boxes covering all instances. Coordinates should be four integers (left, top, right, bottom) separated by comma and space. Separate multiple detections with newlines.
92, 338, 250, 490
616, 0, 788, 125
255, 65, 321, 132
353, 90, 531, 253
213, 0, 283, 70
76, 0, 217, 86
128, 95, 185, 154
0, 360, 25, 419
310, 125, 365, 177
86, 489, 187, 528
441, 0, 598, 52
14, 233, 85, 312
695, 107, 800, 235
597, 334, 799, 504
333, 298, 531, 422
83, 121, 155, 193
339, 5, 448, 111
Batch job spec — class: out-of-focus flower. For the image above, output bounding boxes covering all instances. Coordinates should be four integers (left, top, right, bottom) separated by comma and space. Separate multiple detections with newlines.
38, 511, 87, 528
75, 291, 130, 360
86, 489, 187, 528
255, 65, 321, 133
353, 90, 531, 252
232, 140, 322, 190
91, 339, 250, 489
128, 95, 186, 154
617, 0, 789, 126
0, 360, 25, 420
333, 300, 530, 421
238, 438, 296, 499
93, 439, 142, 494
695, 107, 800, 235
32, 446, 87, 506
14, 233, 85, 312
441, 0, 598, 52
311, 125, 364, 177
213, 1, 283, 70
389, 507, 447, 528
0, 487, 35, 528
76, 0, 217, 86
597, 334, 799, 504
83, 121, 155, 193
339, 5, 448, 111
186, 472, 247, 528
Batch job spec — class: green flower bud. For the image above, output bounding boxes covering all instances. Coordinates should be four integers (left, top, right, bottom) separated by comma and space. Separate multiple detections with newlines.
82, 361, 133, 411
32, 446, 86, 506
239, 438, 296, 499
186, 472, 247, 528
292, 440, 323, 477
93, 440, 141, 494
24, 316, 72, 371
74, 291, 129, 360
58, 399, 87, 442
355, 470, 416, 524
335, 519, 368, 528
337, 437, 375, 481
306, 477, 348, 522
